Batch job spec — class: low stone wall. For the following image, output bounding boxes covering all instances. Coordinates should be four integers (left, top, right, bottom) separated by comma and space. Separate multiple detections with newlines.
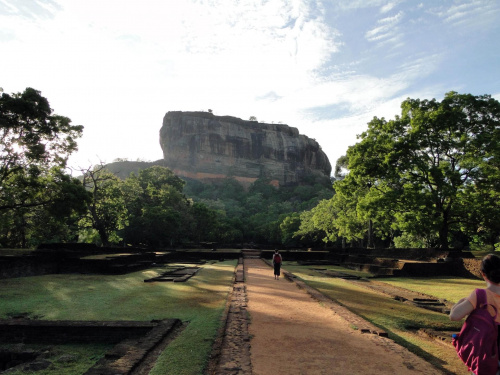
163, 250, 241, 262
399, 261, 457, 277
460, 258, 482, 279
261, 250, 328, 262
0, 248, 241, 279
325, 247, 456, 261
0, 319, 181, 375
0, 320, 166, 344
0, 257, 60, 279
273, 248, 482, 278
0, 246, 483, 279
0, 252, 157, 279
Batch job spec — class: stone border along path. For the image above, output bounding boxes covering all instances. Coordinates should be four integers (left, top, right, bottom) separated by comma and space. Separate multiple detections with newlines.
208, 257, 446, 375
207, 257, 252, 375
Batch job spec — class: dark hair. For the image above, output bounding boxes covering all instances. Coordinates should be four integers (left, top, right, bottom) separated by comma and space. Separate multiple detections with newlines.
481, 254, 500, 284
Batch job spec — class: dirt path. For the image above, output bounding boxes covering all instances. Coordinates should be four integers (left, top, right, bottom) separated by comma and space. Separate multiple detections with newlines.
244, 258, 443, 375
210, 258, 448, 374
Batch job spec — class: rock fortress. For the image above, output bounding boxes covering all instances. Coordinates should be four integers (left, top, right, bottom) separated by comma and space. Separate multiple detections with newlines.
159, 111, 332, 188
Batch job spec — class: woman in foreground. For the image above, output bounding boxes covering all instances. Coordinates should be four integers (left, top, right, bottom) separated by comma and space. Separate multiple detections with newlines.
450, 254, 500, 375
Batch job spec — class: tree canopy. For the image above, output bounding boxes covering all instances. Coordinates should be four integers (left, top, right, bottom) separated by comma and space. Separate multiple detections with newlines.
306, 92, 500, 249
79, 164, 127, 246
0, 87, 84, 211
0, 88, 87, 247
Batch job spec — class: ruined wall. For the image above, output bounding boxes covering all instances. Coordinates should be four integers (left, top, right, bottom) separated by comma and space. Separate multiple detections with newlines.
461, 258, 482, 279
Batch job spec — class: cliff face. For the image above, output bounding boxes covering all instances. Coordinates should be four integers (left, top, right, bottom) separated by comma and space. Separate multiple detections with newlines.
159, 111, 332, 187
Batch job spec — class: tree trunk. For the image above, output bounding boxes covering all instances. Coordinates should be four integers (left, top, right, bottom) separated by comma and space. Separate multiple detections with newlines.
439, 225, 449, 249
21, 213, 27, 249
367, 219, 374, 249
438, 208, 450, 249
88, 205, 109, 246
97, 225, 109, 247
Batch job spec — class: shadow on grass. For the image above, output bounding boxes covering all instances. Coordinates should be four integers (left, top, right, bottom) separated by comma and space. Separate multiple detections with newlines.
377, 326, 456, 375
0, 260, 239, 375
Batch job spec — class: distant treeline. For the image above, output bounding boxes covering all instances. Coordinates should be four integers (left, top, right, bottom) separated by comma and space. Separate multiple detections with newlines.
1, 88, 499, 250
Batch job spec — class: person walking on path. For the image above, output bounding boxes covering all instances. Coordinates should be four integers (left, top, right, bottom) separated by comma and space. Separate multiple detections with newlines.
272, 250, 282, 280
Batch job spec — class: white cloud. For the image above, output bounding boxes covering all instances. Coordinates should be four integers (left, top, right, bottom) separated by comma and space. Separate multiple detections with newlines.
330, 0, 387, 12
430, 1, 500, 30
365, 10, 403, 43
380, 1, 400, 14
1, 0, 499, 171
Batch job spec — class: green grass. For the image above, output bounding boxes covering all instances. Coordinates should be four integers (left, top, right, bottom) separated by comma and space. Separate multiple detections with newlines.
0, 260, 237, 375
286, 262, 373, 278
283, 262, 472, 375
380, 276, 485, 303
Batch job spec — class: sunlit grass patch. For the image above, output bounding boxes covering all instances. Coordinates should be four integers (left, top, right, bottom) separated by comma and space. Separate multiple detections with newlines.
0, 260, 237, 375
283, 261, 373, 278
380, 277, 484, 303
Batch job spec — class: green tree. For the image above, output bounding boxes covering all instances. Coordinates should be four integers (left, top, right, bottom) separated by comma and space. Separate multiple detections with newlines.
79, 164, 127, 246
280, 213, 301, 247
334, 155, 349, 180
0, 167, 88, 247
0, 87, 83, 210
0, 87, 86, 247
215, 217, 244, 243
347, 92, 500, 249
122, 166, 190, 247
190, 202, 220, 243
333, 176, 388, 248
293, 209, 324, 247
180, 174, 332, 246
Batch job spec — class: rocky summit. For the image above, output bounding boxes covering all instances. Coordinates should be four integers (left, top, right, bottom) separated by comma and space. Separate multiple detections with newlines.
159, 111, 332, 187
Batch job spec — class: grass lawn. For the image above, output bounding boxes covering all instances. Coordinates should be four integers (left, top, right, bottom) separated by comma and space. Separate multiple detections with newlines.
380, 276, 485, 303
283, 261, 475, 375
0, 260, 237, 375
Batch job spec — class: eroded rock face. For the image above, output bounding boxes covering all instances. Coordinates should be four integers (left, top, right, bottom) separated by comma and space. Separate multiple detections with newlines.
159, 111, 331, 187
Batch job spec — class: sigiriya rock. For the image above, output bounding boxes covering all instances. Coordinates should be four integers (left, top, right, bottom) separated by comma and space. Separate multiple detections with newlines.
159, 111, 332, 187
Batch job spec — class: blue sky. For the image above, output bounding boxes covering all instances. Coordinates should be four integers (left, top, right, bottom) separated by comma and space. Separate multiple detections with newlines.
1, 0, 499, 173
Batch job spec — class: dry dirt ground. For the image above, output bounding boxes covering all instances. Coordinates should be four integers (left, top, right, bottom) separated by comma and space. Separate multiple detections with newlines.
211, 258, 449, 375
